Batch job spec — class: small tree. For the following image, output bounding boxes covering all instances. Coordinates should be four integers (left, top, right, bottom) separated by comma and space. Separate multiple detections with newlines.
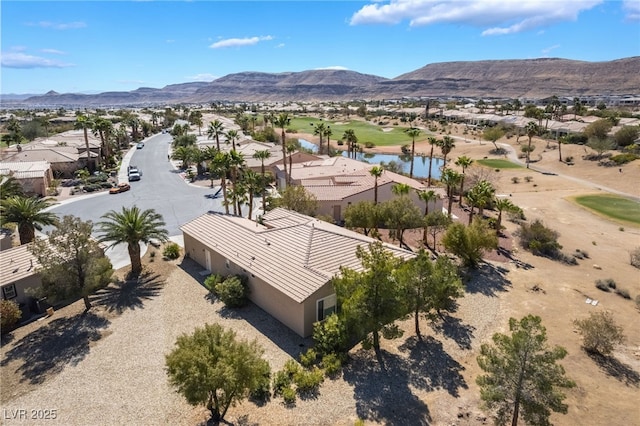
274, 185, 318, 216
477, 315, 575, 426
1, 300, 22, 330
442, 219, 498, 268
215, 275, 250, 308
29, 215, 113, 310
165, 323, 271, 423
312, 313, 348, 357
425, 212, 452, 251
344, 201, 379, 237
587, 137, 616, 161
630, 247, 640, 269
515, 219, 562, 258
380, 196, 424, 248
573, 311, 626, 356
483, 126, 506, 151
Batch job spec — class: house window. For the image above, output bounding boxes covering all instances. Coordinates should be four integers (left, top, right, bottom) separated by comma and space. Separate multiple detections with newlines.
2, 283, 17, 300
316, 294, 337, 322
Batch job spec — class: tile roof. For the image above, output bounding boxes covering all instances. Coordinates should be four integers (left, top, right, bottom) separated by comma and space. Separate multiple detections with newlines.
181, 208, 415, 303
277, 156, 372, 181
0, 161, 51, 180
0, 244, 40, 286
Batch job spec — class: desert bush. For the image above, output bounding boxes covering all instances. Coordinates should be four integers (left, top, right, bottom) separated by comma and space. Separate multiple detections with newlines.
0, 300, 22, 330
635, 295, 640, 311
610, 153, 639, 165
163, 242, 181, 259
573, 311, 626, 356
573, 249, 590, 259
511, 177, 520, 184
312, 313, 348, 357
204, 274, 223, 293
564, 156, 574, 163
630, 247, 640, 269
515, 219, 562, 258
364, 141, 375, 149
293, 367, 324, 394
215, 275, 249, 307
299, 348, 318, 369
524, 176, 533, 183
321, 353, 342, 377
249, 367, 272, 402
282, 387, 296, 405
595, 280, 610, 292
615, 288, 631, 299
272, 370, 292, 397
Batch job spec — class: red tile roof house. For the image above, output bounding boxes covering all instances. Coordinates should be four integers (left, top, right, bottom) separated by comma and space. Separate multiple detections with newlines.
181, 208, 415, 337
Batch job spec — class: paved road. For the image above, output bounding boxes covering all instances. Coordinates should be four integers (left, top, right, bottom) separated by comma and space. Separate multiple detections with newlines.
47, 132, 224, 268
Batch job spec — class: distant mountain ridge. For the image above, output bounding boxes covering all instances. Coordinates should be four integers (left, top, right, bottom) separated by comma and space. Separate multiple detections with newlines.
4, 57, 639, 107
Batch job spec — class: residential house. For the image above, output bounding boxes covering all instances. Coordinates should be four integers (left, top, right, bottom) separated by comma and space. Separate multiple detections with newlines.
0, 161, 54, 197
181, 208, 415, 337
0, 244, 42, 317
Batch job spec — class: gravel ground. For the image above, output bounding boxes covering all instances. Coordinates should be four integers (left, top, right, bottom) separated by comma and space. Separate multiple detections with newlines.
1, 255, 506, 426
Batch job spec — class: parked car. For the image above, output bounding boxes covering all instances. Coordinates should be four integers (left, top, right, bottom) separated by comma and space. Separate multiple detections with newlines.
128, 166, 139, 175
128, 172, 141, 181
109, 183, 131, 194
136, 142, 144, 149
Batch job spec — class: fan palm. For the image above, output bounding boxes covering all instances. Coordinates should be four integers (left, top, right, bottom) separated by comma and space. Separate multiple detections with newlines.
439, 136, 456, 170
96, 206, 168, 276
418, 189, 438, 244
210, 151, 232, 214
226, 129, 240, 151
342, 129, 358, 159
0, 175, 24, 200
1, 196, 58, 244
369, 166, 384, 205
74, 114, 95, 170
404, 127, 421, 178
311, 121, 326, 154
253, 149, 272, 211
426, 137, 439, 186
454, 156, 474, 207
273, 113, 291, 185
207, 120, 224, 150
525, 121, 539, 168
440, 169, 461, 218
228, 150, 245, 215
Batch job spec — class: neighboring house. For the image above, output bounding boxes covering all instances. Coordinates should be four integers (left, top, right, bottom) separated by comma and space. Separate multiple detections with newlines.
302, 169, 445, 222
181, 208, 415, 337
0, 244, 42, 316
275, 156, 372, 189
0, 161, 54, 197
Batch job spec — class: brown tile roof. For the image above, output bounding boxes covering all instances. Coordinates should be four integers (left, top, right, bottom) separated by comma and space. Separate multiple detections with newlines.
0, 161, 51, 179
181, 208, 415, 303
0, 244, 40, 286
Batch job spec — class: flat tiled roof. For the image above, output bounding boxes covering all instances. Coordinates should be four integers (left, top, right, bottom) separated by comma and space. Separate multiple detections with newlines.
0, 244, 40, 286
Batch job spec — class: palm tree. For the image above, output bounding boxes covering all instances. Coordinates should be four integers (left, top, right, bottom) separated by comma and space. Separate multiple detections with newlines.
311, 121, 326, 154
404, 127, 421, 178
92, 116, 114, 161
342, 129, 358, 159
242, 170, 261, 220
557, 135, 566, 163
439, 136, 455, 170
494, 197, 517, 236
323, 126, 333, 154
273, 113, 291, 185
1, 196, 58, 244
211, 151, 232, 214
96, 206, 169, 276
207, 119, 225, 150
286, 141, 298, 186
426, 137, 439, 186
369, 166, 384, 205
440, 169, 461, 218
172, 146, 194, 169
226, 129, 240, 151
525, 121, 539, 168
392, 183, 411, 197
454, 156, 474, 207
418, 189, 438, 244
228, 150, 245, 215
467, 180, 495, 224
74, 114, 95, 171
0, 175, 24, 200
253, 149, 272, 211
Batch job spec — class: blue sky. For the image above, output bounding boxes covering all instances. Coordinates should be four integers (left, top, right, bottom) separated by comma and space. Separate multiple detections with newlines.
2, 0, 639, 94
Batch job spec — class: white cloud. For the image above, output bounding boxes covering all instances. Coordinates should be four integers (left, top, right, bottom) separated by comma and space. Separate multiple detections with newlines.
186, 73, 218, 82
623, 0, 640, 21
1, 52, 74, 68
27, 21, 87, 30
350, 0, 602, 35
315, 66, 350, 71
209, 35, 273, 49
276, 43, 285, 48
541, 44, 561, 56
41, 48, 66, 55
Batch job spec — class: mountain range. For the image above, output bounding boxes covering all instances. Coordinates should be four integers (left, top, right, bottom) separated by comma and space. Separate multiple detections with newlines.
3, 57, 639, 107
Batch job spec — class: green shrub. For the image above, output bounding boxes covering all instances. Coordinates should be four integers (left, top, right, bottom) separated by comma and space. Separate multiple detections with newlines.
163, 242, 181, 259
312, 313, 348, 357
299, 348, 318, 369
214, 275, 249, 307
321, 353, 342, 377
574, 311, 626, 356
364, 141, 375, 149
272, 370, 292, 397
249, 365, 272, 402
610, 153, 639, 165
203, 274, 223, 293
515, 219, 562, 258
511, 177, 520, 184
0, 300, 22, 330
595, 279, 613, 292
282, 386, 296, 405
293, 367, 324, 394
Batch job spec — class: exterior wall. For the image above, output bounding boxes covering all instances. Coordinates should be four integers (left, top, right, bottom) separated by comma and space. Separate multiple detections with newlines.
315, 182, 444, 222
2, 275, 43, 313
183, 233, 307, 337
302, 281, 336, 337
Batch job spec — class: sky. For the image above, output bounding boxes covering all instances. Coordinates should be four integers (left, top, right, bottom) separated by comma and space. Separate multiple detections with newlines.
2, 0, 639, 95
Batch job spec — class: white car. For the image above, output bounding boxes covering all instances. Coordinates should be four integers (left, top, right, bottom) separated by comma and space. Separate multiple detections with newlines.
128, 171, 141, 181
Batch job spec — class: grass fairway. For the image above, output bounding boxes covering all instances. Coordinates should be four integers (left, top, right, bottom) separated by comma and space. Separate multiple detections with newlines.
476, 159, 522, 169
287, 117, 426, 146
572, 194, 640, 226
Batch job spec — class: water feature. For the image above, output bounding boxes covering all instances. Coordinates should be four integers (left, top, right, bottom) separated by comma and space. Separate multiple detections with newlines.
298, 139, 444, 180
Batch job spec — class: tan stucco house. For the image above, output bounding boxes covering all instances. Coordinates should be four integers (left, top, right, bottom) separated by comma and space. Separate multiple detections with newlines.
0, 244, 42, 316
0, 161, 54, 197
181, 208, 415, 337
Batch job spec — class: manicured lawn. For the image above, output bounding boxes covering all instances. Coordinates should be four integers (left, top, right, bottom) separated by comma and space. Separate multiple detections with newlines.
476, 159, 522, 169
572, 194, 640, 226
287, 117, 429, 146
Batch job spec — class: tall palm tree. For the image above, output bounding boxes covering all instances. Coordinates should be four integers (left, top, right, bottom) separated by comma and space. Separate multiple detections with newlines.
404, 127, 421, 178
342, 129, 358, 159
0, 175, 24, 200
92, 116, 114, 161
207, 119, 225, 150
211, 151, 232, 215
467, 180, 495, 224
525, 121, 539, 168
418, 190, 437, 244
311, 121, 326, 154
440, 169, 461, 218
273, 113, 291, 185
369, 166, 384, 205
242, 170, 261, 220
228, 150, 245, 215
426, 137, 439, 186
96, 206, 169, 276
557, 135, 566, 163
323, 126, 333, 155
1, 196, 58, 244
454, 155, 474, 207
226, 129, 240, 151
74, 114, 95, 170
253, 149, 272, 211
439, 136, 455, 170
286, 141, 297, 185
494, 197, 517, 236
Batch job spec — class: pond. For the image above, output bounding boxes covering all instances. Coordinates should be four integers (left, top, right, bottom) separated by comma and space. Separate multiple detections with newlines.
298, 139, 444, 180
